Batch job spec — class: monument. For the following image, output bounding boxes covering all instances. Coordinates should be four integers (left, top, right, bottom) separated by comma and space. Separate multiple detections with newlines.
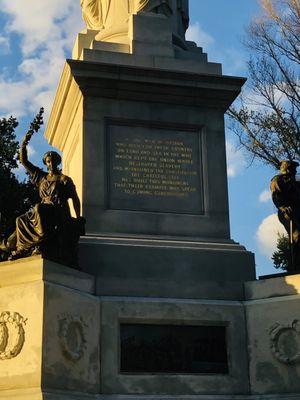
1, 1, 300, 399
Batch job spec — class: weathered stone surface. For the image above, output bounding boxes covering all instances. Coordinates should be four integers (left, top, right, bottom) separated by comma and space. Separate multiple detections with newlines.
45, 45, 255, 296
100, 297, 250, 395
1, 260, 300, 398
245, 274, 300, 395
0, 281, 43, 393
0, 259, 99, 398
80, 236, 255, 292
0, 256, 95, 294
45, 59, 244, 239
245, 274, 300, 300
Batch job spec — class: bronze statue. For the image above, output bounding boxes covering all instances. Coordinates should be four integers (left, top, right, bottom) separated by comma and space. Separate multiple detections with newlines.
0, 109, 85, 268
270, 160, 300, 272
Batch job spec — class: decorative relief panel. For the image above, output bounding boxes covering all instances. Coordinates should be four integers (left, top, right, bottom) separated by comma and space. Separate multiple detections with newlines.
269, 320, 300, 364
0, 311, 27, 360
58, 314, 87, 361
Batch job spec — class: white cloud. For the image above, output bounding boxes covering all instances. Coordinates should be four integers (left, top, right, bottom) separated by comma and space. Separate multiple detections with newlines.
240, 81, 290, 115
226, 140, 246, 178
1, 0, 83, 55
186, 22, 215, 50
219, 47, 246, 76
0, 35, 10, 54
256, 213, 286, 258
185, 22, 246, 75
259, 189, 272, 203
0, 0, 84, 118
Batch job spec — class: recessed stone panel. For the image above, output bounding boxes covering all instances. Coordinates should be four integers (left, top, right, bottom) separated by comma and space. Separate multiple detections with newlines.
120, 324, 228, 374
107, 119, 204, 214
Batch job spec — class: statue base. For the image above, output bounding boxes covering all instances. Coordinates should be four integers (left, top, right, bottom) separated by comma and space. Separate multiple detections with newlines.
0, 257, 300, 398
72, 13, 222, 75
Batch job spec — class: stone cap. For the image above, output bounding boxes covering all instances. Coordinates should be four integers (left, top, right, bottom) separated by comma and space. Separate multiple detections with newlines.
245, 273, 300, 301
0, 256, 95, 294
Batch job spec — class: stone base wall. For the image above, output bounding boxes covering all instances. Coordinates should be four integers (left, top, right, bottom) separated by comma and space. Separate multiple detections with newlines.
0, 257, 299, 398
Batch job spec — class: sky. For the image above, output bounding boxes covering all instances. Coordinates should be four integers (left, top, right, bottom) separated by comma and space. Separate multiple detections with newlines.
0, 0, 287, 277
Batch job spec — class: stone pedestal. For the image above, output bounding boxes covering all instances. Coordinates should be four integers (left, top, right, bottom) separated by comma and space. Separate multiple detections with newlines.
45, 30, 255, 283
1, 259, 300, 399
0, 257, 99, 399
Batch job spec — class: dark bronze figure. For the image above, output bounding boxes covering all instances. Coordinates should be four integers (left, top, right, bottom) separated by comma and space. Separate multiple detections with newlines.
270, 160, 300, 272
0, 109, 85, 268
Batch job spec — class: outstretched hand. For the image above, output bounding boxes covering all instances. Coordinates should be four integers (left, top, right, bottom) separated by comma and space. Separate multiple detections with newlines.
21, 107, 44, 146
22, 131, 34, 146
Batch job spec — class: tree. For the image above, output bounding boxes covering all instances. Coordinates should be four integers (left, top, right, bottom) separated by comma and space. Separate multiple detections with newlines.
227, 0, 300, 168
0, 117, 38, 239
272, 234, 291, 271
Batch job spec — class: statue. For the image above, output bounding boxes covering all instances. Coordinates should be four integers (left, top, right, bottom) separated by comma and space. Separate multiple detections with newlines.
80, 0, 189, 47
270, 160, 300, 272
0, 109, 85, 268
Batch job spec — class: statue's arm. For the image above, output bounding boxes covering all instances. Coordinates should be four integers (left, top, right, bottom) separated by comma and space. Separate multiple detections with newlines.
67, 178, 81, 218
72, 192, 81, 219
270, 176, 292, 215
19, 133, 37, 175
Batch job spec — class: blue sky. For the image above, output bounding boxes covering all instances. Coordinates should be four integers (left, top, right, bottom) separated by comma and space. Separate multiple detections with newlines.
0, 0, 285, 276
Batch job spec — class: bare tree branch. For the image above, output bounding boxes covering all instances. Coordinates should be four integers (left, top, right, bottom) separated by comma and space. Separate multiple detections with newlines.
227, 0, 300, 169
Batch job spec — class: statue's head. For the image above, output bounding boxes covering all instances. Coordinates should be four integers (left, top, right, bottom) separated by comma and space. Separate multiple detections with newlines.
43, 151, 62, 172
279, 160, 299, 176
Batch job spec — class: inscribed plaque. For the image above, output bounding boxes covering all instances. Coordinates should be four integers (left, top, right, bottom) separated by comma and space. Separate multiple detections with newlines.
107, 121, 204, 214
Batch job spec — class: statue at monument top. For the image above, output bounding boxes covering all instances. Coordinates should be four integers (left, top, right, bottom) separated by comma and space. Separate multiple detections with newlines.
80, 0, 189, 48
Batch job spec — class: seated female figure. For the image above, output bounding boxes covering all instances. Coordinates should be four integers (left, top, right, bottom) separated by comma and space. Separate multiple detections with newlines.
2, 132, 84, 267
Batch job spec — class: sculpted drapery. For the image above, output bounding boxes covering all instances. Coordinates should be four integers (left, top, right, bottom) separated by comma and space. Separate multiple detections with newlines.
80, 0, 189, 39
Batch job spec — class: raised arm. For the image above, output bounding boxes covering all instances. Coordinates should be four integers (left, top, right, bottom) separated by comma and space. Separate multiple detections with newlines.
19, 132, 37, 175
19, 108, 44, 176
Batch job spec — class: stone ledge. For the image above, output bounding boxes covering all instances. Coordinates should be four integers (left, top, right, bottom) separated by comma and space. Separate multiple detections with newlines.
0, 256, 95, 294
1, 391, 300, 399
245, 273, 300, 300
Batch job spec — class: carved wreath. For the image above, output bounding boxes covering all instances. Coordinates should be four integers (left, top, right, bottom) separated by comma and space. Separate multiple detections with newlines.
58, 314, 87, 362
269, 320, 300, 364
0, 311, 27, 360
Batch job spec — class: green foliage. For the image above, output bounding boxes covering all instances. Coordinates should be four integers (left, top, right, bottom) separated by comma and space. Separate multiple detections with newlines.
0, 117, 19, 172
227, 0, 300, 168
0, 117, 38, 238
271, 234, 290, 271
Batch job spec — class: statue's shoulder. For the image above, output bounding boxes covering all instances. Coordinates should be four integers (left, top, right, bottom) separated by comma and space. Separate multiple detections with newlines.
31, 167, 47, 185
60, 174, 73, 185
270, 174, 282, 192
271, 174, 281, 183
